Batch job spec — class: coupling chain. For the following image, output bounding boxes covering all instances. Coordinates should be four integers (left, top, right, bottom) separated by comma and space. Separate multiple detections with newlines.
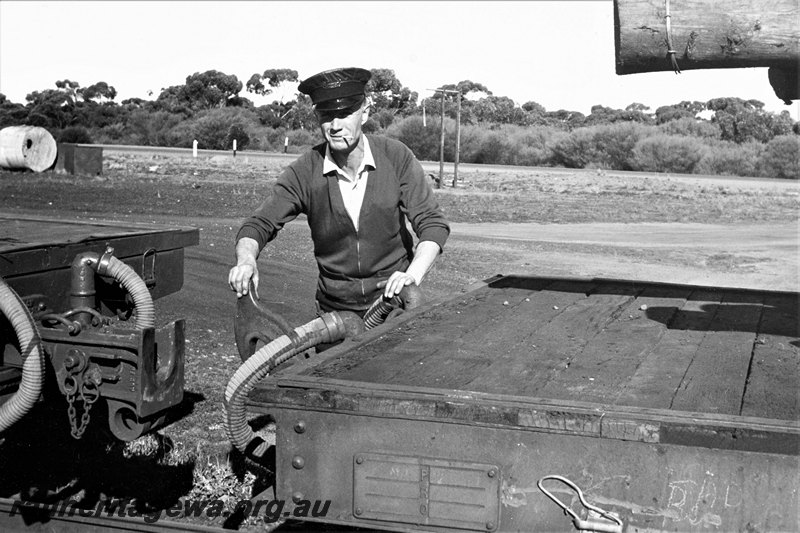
66, 377, 99, 439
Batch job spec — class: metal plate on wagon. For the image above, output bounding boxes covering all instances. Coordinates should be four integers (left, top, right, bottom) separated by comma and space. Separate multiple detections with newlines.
353, 453, 500, 531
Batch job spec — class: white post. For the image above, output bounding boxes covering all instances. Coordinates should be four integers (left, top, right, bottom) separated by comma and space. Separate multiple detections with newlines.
284, 136, 289, 153
422, 103, 426, 127
232, 139, 237, 157
192, 139, 198, 158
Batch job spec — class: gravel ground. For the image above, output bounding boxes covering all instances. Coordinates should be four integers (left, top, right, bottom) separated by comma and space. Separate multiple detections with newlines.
1, 152, 797, 530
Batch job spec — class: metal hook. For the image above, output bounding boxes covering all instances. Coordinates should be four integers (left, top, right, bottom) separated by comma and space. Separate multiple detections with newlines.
538, 475, 623, 533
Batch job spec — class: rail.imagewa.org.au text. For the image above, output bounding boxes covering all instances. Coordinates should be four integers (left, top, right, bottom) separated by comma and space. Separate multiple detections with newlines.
9, 497, 331, 523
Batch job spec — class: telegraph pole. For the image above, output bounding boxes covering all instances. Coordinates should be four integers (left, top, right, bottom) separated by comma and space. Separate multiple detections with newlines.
454, 92, 461, 187
431, 88, 462, 188
438, 90, 445, 189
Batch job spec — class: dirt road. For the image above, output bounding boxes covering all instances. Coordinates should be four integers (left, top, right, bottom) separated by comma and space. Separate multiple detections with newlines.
448, 221, 799, 292
159, 218, 798, 353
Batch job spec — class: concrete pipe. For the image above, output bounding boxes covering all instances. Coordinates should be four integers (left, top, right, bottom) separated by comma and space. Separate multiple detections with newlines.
0, 126, 57, 172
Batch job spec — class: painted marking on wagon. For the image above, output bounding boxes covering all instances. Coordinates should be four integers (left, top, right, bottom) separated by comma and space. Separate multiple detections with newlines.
502, 473, 742, 531
666, 479, 722, 527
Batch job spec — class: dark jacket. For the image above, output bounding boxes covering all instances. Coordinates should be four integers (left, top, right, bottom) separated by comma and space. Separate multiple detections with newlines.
237, 135, 450, 312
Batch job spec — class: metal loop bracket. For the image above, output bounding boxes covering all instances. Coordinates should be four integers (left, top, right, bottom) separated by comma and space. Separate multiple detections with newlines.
141, 247, 156, 287
538, 475, 623, 533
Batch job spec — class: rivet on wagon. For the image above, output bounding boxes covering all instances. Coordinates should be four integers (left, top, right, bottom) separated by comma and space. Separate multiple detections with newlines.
292, 456, 305, 469
487, 468, 497, 478
292, 491, 304, 503
355, 456, 363, 464
354, 507, 363, 516
294, 420, 306, 433
486, 521, 495, 530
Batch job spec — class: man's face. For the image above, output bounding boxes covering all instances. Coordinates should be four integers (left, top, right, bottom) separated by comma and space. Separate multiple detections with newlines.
316, 99, 368, 154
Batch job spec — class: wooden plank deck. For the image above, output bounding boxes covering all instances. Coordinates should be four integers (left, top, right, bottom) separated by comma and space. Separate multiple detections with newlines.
0, 213, 197, 254
294, 275, 799, 423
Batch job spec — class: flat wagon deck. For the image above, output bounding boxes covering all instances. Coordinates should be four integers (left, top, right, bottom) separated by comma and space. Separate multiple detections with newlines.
250, 275, 799, 532
0, 213, 198, 300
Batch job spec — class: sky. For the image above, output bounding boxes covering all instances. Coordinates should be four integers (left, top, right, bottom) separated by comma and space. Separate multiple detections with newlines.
1, 0, 797, 118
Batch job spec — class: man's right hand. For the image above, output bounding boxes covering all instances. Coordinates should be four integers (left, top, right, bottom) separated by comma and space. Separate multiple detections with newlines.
229, 237, 261, 298
228, 261, 259, 299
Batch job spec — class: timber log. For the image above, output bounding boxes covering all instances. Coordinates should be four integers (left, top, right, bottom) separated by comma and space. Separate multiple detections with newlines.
614, 0, 799, 102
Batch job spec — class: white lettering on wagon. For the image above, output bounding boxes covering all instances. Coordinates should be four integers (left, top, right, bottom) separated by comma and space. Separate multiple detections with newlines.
666, 478, 723, 527
503, 472, 744, 530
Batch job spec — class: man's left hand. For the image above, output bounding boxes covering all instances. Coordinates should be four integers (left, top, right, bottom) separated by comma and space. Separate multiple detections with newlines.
377, 271, 418, 299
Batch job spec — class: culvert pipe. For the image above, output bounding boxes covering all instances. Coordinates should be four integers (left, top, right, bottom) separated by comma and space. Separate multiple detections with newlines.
0, 126, 58, 172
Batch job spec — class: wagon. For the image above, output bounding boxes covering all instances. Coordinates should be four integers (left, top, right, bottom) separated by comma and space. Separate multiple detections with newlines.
247, 274, 799, 532
1, 213, 198, 440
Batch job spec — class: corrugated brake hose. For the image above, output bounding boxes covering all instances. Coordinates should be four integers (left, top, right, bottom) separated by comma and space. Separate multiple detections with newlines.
0, 276, 45, 432
224, 312, 363, 459
91, 250, 155, 330
225, 287, 417, 462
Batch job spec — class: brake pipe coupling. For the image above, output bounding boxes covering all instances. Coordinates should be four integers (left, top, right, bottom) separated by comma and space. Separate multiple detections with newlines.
89, 247, 155, 329
538, 475, 623, 533
94, 246, 116, 277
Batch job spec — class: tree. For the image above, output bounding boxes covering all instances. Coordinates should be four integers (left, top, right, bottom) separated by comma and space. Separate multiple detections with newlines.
154, 85, 193, 115
161, 70, 243, 111
541, 109, 586, 130
440, 80, 492, 98
419, 80, 493, 125
585, 105, 619, 125
79, 81, 117, 102
522, 101, 546, 115
472, 96, 528, 125
553, 123, 648, 169
126, 109, 184, 146
584, 104, 652, 125
655, 101, 706, 124
390, 115, 443, 161
659, 117, 721, 139
284, 94, 317, 130
0, 94, 28, 128
188, 108, 258, 150
626, 102, 650, 113
366, 68, 417, 116
226, 95, 255, 108
629, 134, 705, 173
225, 122, 250, 150
255, 102, 284, 128
22, 80, 88, 129
246, 68, 299, 99
72, 100, 125, 129
707, 97, 794, 143
24, 88, 74, 129
245, 74, 265, 96
54, 79, 81, 102
758, 135, 800, 178
120, 97, 147, 109
59, 126, 93, 144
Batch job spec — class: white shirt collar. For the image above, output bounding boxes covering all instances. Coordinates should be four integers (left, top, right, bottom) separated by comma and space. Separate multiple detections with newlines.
323, 135, 375, 179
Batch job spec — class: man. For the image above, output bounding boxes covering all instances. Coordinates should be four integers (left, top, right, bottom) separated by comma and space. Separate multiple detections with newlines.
228, 67, 449, 317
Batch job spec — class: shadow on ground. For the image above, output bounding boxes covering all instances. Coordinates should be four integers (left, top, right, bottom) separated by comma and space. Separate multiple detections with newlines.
0, 384, 205, 514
